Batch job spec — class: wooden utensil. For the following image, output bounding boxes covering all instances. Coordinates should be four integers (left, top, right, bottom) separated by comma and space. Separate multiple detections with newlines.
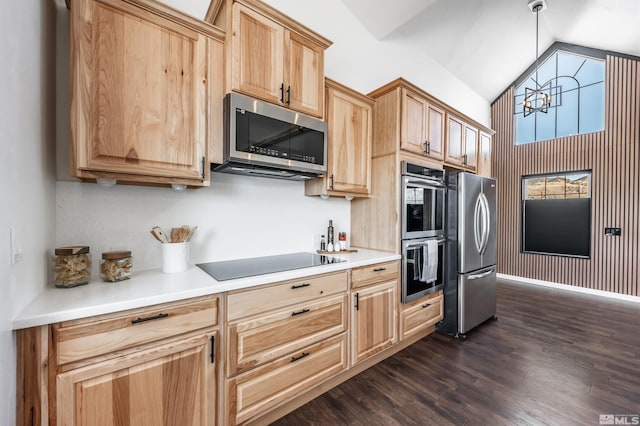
170, 227, 181, 243
150, 230, 163, 243
151, 226, 169, 243
185, 225, 197, 242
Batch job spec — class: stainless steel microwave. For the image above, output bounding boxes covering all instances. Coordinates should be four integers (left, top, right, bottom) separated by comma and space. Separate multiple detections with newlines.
214, 92, 328, 180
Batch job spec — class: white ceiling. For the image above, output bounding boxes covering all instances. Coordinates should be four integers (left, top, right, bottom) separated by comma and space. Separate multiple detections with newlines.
341, 0, 640, 101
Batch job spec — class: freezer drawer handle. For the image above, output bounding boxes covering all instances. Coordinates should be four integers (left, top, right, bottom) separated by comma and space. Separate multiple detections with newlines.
467, 269, 495, 280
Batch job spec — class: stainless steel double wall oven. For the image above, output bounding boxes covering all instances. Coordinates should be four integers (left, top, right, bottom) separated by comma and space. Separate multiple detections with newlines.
401, 162, 446, 303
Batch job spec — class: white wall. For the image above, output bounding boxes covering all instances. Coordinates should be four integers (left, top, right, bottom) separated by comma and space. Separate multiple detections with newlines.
0, 0, 57, 421
56, 176, 350, 276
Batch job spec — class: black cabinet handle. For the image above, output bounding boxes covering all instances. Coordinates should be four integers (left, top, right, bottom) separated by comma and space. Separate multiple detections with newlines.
286, 85, 291, 105
291, 308, 310, 317
210, 335, 215, 364
373, 267, 386, 272
422, 303, 431, 309
291, 352, 309, 363
355, 293, 359, 311
291, 283, 310, 290
280, 83, 285, 103
329, 174, 334, 190
201, 156, 205, 180
463, 154, 468, 165
131, 312, 169, 324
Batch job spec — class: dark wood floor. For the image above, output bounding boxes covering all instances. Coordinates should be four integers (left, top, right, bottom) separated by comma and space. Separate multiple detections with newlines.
273, 279, 640, 425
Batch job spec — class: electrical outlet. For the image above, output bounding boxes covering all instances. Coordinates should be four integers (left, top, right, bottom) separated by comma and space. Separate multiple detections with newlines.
10, 226, 24, 265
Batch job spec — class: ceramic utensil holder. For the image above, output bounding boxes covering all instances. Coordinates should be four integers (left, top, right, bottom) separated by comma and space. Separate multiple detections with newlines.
161, 242, 190, 273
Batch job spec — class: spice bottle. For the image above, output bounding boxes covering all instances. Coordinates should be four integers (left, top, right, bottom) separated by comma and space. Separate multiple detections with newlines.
320, 235, 326, 251
327, 220, 335, 245
338, 232, 347, 251
53, 246, 91, 288
100, 251, 133, 282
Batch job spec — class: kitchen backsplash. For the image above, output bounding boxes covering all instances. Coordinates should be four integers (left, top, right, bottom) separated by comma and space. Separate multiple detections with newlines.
56, 174, 350, 279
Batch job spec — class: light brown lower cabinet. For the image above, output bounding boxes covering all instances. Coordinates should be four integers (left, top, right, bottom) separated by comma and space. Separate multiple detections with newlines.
226, 333, 348, 425
400, 292, 444, 340
351, 280, 398, 365
57, 330, 217, 426
17, 262, 445, 425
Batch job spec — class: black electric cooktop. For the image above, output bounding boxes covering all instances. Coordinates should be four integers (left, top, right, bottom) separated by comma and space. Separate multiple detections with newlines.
197, 252, 345, 281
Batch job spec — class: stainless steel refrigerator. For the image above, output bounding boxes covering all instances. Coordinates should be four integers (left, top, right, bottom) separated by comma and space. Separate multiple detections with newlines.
437, 171, 497, 339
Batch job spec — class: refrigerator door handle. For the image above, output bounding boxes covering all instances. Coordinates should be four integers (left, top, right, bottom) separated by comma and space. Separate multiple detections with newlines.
479, 193, 490, 255
474, 196, 483, 253
467, 268, 495, 280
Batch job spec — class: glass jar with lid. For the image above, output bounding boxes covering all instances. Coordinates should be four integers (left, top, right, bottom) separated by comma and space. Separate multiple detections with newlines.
53, 246, 91, 288
100, 250, 133, 282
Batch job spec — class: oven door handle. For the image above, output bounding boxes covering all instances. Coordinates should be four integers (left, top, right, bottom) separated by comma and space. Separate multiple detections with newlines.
403, 178, 445, 189
405, 238, 445, 249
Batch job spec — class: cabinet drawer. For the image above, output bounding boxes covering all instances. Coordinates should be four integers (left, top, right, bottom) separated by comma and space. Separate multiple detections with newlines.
55, 296, 218, 365
400, 293, 443, 340
227, 333, 347, 425
227, 271, 348, 321
351, 261, 399, 289
228, 294, 347, 376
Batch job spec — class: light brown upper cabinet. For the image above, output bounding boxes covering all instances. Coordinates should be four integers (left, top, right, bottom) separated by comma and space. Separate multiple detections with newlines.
478, 131, 493, 177
445, 114, 478, 171
222, 0, 331, 118
401, 88, 445, 161
305, 79, 373, 198
70, 0, 224, 187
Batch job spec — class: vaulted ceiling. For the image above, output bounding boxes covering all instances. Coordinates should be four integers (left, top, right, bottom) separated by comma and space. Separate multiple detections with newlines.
161, 0, 640, 104
340, 0, 640, 102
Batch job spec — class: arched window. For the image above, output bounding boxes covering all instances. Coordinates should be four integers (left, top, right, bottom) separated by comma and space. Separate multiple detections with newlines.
514, 49, 605, 144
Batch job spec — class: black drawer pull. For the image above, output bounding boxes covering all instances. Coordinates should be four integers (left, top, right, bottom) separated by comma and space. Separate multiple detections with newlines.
291, 308, 310, 317
291, 283, 310, 290
131, 312, 169, 324
373, 267, 386, 272
291, 352, 309, 363
422, 303, 431, 309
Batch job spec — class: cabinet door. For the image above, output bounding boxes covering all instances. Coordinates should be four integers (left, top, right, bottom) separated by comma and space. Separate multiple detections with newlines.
478, 131, 492, 177
400, 88, 428, 156
57, 331, 217, 426
325, 86, 372, 195
445, 114, 465, 166
464, 124, 479, 171
351, 280, 397, 365
285, 31, 324, 118
426, 104, 445, 160
72, 0, 208, 181
231, 3, 285, 105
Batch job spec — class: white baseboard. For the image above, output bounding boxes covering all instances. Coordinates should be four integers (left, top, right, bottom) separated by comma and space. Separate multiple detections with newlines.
497, 273, 640, 304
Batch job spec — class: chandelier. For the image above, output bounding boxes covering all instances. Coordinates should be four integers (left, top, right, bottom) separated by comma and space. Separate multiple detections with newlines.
522, 0, 551, 117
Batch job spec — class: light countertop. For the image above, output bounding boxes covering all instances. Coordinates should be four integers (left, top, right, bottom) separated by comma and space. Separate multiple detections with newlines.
13, 248, 399, 330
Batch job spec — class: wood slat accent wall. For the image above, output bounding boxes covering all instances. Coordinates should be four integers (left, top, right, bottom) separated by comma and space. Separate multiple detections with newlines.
491, 55, 639, 296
